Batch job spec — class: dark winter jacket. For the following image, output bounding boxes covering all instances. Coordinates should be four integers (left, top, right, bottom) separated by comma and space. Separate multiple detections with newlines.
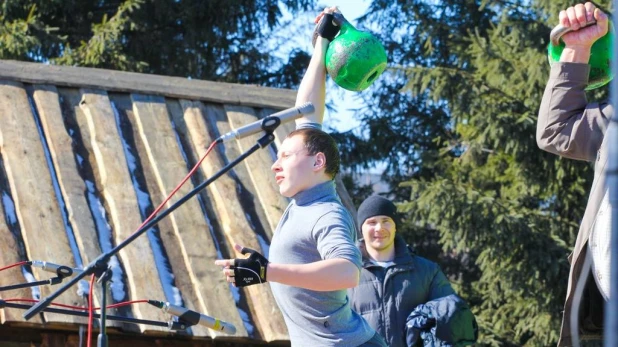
406, 294, 478, 346
347, 235, 456, 347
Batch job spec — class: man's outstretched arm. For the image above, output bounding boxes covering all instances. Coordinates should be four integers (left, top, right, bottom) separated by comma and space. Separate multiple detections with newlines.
295, 7, 341, 126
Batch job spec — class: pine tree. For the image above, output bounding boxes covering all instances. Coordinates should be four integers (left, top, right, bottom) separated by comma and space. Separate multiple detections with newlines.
336, 0, 612, 345
0, 0, 316, 87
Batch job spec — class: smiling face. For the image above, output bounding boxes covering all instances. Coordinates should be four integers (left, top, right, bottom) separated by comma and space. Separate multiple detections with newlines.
361, 215, 397, 258
271, 134, 322, 198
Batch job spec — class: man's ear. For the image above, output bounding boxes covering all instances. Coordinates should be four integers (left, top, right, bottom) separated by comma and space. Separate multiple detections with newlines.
313, 152, 326, 170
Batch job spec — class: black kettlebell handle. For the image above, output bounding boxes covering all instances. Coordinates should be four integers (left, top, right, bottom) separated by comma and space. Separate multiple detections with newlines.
311, 11, 349, 47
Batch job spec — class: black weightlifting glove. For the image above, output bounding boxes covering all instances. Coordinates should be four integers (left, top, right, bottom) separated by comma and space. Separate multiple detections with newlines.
233, 247, 268, 287
312, 13, 341, 47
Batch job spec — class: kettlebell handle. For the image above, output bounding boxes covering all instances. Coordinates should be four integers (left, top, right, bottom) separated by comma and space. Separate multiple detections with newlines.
550, 19, 597, 46
331, 12, 349, 30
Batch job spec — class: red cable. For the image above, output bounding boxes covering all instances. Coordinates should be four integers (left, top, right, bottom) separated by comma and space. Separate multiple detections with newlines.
87, 274, 95, 347
104, 299, 149, 310
0, 261, 30, 272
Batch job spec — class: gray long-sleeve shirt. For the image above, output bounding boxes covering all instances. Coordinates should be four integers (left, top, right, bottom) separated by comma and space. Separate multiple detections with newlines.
269, 180, 375, 346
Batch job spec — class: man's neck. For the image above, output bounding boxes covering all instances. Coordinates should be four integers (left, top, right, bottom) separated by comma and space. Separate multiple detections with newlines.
309, 176, 332, 188
292, 178, 335, 205
299, 176, 332, 194
367, 247, 395, 262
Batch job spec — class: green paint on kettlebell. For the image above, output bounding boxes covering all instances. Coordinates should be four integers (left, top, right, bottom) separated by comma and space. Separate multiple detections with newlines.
548, 23, 614, 90
326, 21, 387, 92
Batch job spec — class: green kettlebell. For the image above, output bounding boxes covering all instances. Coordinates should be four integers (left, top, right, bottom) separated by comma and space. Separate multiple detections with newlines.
547, 20, 614, 90
326, 13, 387, 92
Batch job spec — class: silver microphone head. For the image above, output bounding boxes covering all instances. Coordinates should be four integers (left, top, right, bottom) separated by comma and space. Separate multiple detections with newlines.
296, 102, 315, 115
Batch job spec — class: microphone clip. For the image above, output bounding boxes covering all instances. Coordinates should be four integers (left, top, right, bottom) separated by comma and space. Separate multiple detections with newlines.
96, 266, 113, 285
255, 115, 280, 149
55, 266, 75, 279
168, 319, 193, 331
260, 115, 282, 133
48, 265, 75, 285
148, 300, 195, 331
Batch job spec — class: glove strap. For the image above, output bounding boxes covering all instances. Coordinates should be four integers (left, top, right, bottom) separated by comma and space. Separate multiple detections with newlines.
312, 13, 340, 46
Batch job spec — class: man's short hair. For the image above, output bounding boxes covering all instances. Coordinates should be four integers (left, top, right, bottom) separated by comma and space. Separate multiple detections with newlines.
287, 128, 340, 179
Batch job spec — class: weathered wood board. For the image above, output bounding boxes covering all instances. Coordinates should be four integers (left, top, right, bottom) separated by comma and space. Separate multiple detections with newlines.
78, 89, 167, 331
176, 100, 288, 342
30, 85, 104, 270
0, 190, 42, 324
0, 81, 85, 325
223, 106, 289, 236
0, 60, 296, 110
127, 93, 248, 338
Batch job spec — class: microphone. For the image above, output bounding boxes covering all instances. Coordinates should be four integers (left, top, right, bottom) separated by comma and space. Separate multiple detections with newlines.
217, 102, 315, 143
30, 260, 84, 277
148, 300, 236, 334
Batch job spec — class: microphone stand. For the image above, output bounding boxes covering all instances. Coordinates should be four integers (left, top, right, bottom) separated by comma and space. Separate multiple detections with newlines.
96, 266, 112, 347
22, 116, 281, 347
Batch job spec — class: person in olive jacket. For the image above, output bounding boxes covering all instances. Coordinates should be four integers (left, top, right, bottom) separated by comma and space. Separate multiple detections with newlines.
347, 195, 458, 347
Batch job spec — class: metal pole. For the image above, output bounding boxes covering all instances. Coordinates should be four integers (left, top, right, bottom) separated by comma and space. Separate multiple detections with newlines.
605, 2, 618, 344
0, 300, 173, 328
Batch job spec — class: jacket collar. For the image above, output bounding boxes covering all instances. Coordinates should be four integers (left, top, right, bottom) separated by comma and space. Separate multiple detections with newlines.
360, 235, 415, 268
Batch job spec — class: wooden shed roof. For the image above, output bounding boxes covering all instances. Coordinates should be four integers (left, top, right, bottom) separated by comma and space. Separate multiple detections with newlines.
0, 60, 356, 346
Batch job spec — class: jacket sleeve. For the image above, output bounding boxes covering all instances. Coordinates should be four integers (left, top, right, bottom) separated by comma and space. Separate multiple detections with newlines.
536, 62, 612, 162
406, 295, 478, 346
428, 265, 456, 301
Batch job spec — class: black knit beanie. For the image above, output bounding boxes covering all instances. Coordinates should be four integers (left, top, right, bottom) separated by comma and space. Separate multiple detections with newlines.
356, 195, 398, 228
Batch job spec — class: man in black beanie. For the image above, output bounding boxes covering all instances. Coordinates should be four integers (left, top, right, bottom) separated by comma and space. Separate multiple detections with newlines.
348, 195, 475, 347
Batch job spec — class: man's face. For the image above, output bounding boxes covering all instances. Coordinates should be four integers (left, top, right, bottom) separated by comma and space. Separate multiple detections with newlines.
271, 135, 317, 198
361, 215, 396, 253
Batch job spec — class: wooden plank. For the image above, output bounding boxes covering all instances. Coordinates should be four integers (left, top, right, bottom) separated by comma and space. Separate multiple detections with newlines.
31, 85, 115, 319
164, 99, 223, 240
223, 106, 289, 236
168, 99, 288, 343
55, 88, 129, 329
166, 99, 260, 338
77, 89, 167, 331
178, 100, 288, 342
205, 104, 274, 241
0, 81, 83, 324
121, 93, 247, 338
109, 93, 210, 337
30, 85, 103, 268
0, 60, 296, 110
0, 186, 41, 324
58, 89, 97, 176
